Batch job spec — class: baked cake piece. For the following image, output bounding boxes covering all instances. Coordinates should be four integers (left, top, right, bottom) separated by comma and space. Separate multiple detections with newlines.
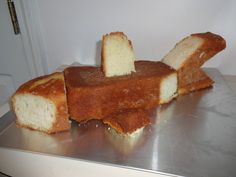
178, 68, 214, 94
104, 109, 153, 155
11, 72, 71, 133
101, 32, 136, 77
64, 61, 177, 123
162, 32, 226, 94
103, 109, 151, 135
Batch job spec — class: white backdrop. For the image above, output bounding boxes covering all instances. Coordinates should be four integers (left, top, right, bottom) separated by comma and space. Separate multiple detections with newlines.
36, 0, 236, 75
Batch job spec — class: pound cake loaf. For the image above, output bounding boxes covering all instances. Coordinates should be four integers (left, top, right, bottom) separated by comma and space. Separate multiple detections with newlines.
162, 32, 226, 94
11, 72, 71, 133
101, 32, 136, 77
64, 61, 177, 123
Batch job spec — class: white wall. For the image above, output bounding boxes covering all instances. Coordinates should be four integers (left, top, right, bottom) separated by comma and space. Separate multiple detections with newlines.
36, 0, 236, 75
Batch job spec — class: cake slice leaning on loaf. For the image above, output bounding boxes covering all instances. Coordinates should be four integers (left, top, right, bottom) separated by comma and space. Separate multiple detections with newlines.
11, 72, 71, 133
162, 32, 226, 94
64, 61, 177, 123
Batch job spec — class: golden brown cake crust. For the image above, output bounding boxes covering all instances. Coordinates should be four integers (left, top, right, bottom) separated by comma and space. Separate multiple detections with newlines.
103, 109, 151, 134
64, 61, 176, 123
178, 69, 214, 95
178, 32, 226, 94
12, 72, 71, 133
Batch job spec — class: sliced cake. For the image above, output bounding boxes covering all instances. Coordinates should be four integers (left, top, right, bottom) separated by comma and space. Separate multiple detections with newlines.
64, 61, 177, 123
11, 72, 71, 133
101, 32, 136, 77
162, 32, 226, 94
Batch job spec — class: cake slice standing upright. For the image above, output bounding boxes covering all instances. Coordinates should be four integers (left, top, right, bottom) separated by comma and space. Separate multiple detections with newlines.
101, 32, 136, 77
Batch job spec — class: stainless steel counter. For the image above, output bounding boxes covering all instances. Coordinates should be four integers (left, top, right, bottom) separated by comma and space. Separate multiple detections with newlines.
1, 68, 236, 177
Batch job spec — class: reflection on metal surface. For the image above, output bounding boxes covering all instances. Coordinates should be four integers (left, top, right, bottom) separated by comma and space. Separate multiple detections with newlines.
105, 127, 145, 156
1, 69, 236, 177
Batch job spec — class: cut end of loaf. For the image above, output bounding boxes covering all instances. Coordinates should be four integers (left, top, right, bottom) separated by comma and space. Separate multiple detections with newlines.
13, 94, 56, 132
11, 72, 71, 133
102, 32, 136, 77
160, 73, 178, 104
